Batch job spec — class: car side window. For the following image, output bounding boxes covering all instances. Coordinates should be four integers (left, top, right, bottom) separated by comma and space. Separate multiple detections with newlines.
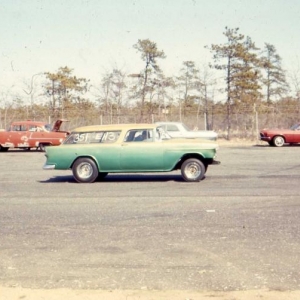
12, 125, 27, 131
29, 125, 37, 131
124, 129, 153, 142
12, 125, 20, 131
101, 131, 121, 143
29, 125, 44, 132
166, 125, 179, 132
64, 131, 121, 144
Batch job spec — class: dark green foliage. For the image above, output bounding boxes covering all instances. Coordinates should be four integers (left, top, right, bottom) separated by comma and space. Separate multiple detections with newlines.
207, 27, 263, 139
261, 43, 289, 103
0, 33, 296, 138
44, 66, 89, 119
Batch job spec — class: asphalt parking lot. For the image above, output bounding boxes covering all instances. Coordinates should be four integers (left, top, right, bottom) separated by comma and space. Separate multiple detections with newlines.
0, 144, 300, 294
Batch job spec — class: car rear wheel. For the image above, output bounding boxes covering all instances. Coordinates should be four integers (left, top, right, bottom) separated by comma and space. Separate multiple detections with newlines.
273, 136, 285, 147
72, 158, 99, 183
181, 158, 205, 182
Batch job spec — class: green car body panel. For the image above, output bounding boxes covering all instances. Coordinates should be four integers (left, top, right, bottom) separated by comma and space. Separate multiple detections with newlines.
43, 123, 220, 182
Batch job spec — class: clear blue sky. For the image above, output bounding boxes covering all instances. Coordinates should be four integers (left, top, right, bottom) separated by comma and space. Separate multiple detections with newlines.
1, 0, 300, 91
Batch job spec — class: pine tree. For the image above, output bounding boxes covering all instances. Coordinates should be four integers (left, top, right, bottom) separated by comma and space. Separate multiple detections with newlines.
261, 43, 289, 103
207, 27, 261, 139
133, 39, 166, 122
44, 67, 88, 119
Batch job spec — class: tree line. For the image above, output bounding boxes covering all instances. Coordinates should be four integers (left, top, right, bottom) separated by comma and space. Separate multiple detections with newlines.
1, 27, 299, 139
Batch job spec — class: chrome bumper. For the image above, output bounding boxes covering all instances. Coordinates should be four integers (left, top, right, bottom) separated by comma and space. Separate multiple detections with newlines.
260, 137, 271, 141
43, 163, 55, 170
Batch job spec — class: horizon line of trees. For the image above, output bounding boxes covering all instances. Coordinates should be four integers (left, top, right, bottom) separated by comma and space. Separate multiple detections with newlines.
2, 27, 300, 139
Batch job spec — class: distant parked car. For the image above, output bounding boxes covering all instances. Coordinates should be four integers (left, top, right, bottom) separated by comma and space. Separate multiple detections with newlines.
43, 123, 220, 183
0, 119, 69, 151
260, 123, 300, 147
155, 122, 218, 141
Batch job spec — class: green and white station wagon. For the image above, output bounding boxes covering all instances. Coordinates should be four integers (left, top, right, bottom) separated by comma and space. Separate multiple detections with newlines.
43, 123, 220, 183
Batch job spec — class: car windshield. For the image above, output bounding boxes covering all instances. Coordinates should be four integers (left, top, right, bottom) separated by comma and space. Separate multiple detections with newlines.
182, 123, 191, 131
45, 124, 51, 131
156, 126, 172, 140
290, 124, 300, 130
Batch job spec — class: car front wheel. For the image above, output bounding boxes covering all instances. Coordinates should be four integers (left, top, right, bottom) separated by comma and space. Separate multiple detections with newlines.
72, 158, 99, 183
181, 158, 205, 182
273, 136, 285, 147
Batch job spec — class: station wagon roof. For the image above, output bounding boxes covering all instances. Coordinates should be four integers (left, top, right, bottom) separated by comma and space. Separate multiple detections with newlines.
72, 123, 158, 132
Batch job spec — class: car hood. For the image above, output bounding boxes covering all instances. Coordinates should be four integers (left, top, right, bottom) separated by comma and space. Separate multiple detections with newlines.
260, 128, 295, 134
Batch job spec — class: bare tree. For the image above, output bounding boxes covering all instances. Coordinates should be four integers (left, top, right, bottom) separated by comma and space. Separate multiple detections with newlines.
22, 73, 44, 120
196, 64, 217, 130
176, 61, 199, 118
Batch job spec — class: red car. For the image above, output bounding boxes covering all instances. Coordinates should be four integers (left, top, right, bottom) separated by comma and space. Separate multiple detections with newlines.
0, 119, 69, 151
260, 123, 300, 147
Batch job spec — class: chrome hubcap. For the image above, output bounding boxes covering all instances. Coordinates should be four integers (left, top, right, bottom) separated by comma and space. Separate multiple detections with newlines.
78, 162, 93, 179
275, 137, 284, 146
185, 162, 201, 179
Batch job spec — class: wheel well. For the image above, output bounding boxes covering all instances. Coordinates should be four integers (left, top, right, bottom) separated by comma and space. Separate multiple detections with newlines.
0, 145, 9, 152
174, 154, 207, 170
272, 135, 285, 142
70, 156, 99, 169
39, 142, 52, 149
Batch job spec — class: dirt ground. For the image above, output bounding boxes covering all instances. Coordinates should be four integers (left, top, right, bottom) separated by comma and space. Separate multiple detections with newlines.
1, 287, 300, 300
